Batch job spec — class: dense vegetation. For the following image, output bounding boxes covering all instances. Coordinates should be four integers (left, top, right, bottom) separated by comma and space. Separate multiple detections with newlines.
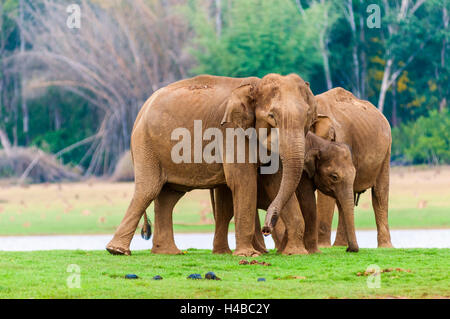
0, 0, 449, 175
392, 109, 450, 164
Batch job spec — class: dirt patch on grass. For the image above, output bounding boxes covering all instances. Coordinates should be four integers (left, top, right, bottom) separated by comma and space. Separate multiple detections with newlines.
239, 259, 271, 266
357, 268, 412, 276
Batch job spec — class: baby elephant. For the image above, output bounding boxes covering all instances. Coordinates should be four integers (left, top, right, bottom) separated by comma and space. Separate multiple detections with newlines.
212, 131, 359, 254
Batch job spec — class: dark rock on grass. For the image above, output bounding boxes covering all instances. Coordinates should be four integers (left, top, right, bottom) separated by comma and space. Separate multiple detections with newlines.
187, 274, 202, 280
124, 274, 139, 279
205, 272, 221, 280
152, 275, 163, 280
239, 260, 249, 265
257, 278, 266, 282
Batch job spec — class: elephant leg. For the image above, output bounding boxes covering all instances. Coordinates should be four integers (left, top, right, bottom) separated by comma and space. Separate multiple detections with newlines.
297, 178, 321, 254
317, 191, 336, 247
152, 186, 185, 254
106, 150, 164, 255
372, 153, 393, 248
333, 211, 349, 246
225, 164, 260, 257
278, 195, 307, 255
212, 186, 233, 254
252, 210, 268, 254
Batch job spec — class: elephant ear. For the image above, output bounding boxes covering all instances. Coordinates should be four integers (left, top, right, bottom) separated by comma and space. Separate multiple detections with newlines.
304, 148, 320, 179
311, 114, 336, 141
221, 84, 256, 130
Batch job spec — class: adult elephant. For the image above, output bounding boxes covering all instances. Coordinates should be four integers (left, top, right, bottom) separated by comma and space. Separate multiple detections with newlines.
212, 132, 359, 255
312, 88, 392, 248
106, 73, 317, 256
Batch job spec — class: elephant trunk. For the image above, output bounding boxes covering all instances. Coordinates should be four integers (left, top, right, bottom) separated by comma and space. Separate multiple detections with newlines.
262, 130, 305, 235
337, 190, 359, 252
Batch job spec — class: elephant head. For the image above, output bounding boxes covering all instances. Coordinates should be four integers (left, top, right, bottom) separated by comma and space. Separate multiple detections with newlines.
304, 131, 359, 252
222, 73, 317, 234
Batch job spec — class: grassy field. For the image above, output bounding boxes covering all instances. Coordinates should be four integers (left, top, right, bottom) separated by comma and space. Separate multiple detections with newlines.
0, 248, 448, 299
0, 166, 449, 236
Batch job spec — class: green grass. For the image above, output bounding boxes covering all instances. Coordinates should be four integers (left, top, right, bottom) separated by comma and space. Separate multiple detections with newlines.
0, 248, 448, 299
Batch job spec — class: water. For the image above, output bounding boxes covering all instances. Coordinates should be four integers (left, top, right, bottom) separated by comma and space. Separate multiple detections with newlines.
0, 229, 448, 251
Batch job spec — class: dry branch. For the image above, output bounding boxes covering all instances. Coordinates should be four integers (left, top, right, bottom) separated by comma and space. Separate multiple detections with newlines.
0, 147, 80, 184
9, 0, 193, 175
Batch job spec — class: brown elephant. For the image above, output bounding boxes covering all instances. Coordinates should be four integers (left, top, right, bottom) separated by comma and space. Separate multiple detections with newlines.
106, 73, 317, 256
312, 88, 392, 248
212, 131, 359, 255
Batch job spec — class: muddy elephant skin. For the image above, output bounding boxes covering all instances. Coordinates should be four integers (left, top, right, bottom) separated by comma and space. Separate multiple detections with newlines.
106, 73, 317, 256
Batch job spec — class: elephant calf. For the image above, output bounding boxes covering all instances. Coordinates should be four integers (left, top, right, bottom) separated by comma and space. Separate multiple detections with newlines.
212, 131, 359, 255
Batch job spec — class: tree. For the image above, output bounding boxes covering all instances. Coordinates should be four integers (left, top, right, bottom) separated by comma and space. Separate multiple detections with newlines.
189, 0, 322, 81
392, 109, 450, 164
7, 0, 193, 174
0, 0, 19, 149
376, 0, 429, 113
435, 1, 449, 112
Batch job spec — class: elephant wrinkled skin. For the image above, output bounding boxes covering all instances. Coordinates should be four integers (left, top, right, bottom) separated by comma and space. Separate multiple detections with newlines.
106, 74, 317, 256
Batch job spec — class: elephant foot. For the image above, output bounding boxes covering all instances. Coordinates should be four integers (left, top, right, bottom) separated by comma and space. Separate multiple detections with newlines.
307, 247, 322, 254
281, 245, 308, 255
318, 241, 332, 248
346, 246, 359, 253
255, 247, 269, 254
233, 248, 261, 257
252, 240, 268, 254
333, 240, 348, 247
151, 245, 182, 255
106, 245, 131, 256
212, 247, 233, 254
304, 239, 320, 254
377, 241, 394, 248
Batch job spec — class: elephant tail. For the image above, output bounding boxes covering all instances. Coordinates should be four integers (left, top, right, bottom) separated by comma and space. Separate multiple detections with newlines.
141, 211, 152, 240
209, 189, 216, 219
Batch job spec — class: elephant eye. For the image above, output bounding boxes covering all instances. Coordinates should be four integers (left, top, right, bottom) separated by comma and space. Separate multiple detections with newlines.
330, 173, 339, 182
267, 112, 277, 126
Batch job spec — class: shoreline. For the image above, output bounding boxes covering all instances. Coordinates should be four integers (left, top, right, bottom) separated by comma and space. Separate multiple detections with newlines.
1, 229, 449, 251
